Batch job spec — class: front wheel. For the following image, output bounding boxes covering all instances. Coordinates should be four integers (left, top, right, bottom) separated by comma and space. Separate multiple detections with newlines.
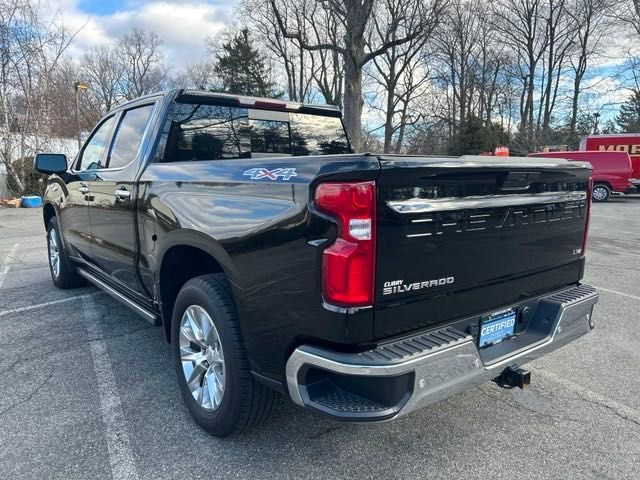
171, 274, 275, 436
46, 217, 84, 289
592, 184, 611, 202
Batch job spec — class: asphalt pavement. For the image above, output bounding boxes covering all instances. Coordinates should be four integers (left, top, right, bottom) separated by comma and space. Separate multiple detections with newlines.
0, 199, 639, 480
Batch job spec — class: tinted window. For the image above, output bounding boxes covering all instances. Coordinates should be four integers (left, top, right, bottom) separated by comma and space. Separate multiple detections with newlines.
250, 120, 290, 155
108, 104, 154, 169
78, 116, 116, 171
159, 103, 350, 162
161, 104, 250, 162
290, 113, 350, 155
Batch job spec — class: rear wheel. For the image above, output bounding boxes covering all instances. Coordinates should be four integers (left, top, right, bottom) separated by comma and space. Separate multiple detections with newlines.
592, 184, 611, 202
171, 274, 275, 436
46, 217, 84, 289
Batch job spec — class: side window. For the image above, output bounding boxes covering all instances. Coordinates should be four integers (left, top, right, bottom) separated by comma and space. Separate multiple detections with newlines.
161, 104, 250, 162
78, 116, 116, 171
108, 104, 155, 169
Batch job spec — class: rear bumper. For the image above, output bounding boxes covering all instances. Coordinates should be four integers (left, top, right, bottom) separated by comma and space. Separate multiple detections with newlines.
286, 284, 598, 422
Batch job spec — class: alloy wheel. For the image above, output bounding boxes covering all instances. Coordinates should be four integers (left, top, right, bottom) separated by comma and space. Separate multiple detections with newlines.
592, 186, 608, 201
179, 305, 226, 411
48, 228, 60, 278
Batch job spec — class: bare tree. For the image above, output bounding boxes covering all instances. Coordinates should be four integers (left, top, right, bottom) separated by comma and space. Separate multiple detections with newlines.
242, 0, 313, 102
566, 0, 612, 137
171, 60, 217, 90
367, 0, 442, 153
493, 0, 549, 136
615, 0, 640, 35
0, 0, 78, 194
80, 45, 125, 117
428, 0, 510, 148
118, 28, 166, 100
536, 0, 576, 134
270, 0, 436, 151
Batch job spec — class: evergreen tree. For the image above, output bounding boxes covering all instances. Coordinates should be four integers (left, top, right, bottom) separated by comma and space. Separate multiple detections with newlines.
214, 29, 280, 98
447, 116, 510, 155
616, 91, 640, 133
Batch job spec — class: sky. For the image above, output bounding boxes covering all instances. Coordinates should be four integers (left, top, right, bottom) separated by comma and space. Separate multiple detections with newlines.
49, 0, 234, 70
44, 0, 640, 126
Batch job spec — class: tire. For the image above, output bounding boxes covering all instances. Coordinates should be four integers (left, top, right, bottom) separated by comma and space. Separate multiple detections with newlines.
171, 274, 275, 436
592, 184, 611, 202
46, 217, 84, 289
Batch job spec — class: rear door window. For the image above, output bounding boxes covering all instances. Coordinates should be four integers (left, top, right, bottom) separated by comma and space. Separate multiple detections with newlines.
108, 104, 155, 169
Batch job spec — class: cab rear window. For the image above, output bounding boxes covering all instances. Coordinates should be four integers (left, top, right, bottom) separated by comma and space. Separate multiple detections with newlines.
158, 103, 350, 162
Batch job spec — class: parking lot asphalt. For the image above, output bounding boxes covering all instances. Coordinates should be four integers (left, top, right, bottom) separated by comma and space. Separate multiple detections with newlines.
0, 199, 639, 480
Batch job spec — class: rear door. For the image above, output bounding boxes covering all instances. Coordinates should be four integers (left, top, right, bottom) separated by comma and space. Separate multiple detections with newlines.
87, 102, 157, 294
374, 155, 591, 338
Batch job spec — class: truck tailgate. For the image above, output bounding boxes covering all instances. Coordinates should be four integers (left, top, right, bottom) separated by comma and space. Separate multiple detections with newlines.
374, 155, 591, 338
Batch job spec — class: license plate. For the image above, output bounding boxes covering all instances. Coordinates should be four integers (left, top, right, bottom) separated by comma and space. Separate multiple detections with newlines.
479, 308, 516, 348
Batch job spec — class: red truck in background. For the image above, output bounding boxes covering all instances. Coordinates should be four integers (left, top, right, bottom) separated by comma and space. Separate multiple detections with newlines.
530, 150, 634, 201
580, 134, 640, 187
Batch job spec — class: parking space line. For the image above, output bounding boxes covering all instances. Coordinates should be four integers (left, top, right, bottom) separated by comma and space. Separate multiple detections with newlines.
592, 286, 640, 301
0, 294, 97, 317
82, 295, 140, 480
535, 368, 640, 425
590, 226, 640, 236
0, 243, 20, 290
590, 249, 640, 259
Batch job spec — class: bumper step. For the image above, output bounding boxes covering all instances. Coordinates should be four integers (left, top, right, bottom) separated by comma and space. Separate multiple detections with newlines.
311, 383, 389, 414
358, 327, 471, 364
286, 284, 599, 422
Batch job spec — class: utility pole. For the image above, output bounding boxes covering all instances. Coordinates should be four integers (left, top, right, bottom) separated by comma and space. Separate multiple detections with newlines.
74, 82, 89, 151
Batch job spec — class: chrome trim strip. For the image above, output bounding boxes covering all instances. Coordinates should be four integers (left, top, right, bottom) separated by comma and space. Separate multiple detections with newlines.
321, 300, 373, 314
387, 191, 587, 213
77, 268, 159, 325
378, 155, 591, 170
411, 218, 433, 223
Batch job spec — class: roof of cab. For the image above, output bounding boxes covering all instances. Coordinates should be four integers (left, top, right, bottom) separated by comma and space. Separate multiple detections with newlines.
174, 89, 343, 117
104, 88, 343, 118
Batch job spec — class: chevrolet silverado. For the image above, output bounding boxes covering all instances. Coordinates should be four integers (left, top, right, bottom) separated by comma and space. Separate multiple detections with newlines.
35, 89, 599, 436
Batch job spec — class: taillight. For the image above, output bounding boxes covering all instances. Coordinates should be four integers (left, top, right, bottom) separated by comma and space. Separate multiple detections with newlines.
315, 181, 376, 307
582, 177, 593, 255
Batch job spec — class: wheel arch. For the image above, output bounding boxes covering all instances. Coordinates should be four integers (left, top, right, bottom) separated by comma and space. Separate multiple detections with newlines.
43, 202, 57, 228
155, 230, 240, 343
593, 180, 612, 189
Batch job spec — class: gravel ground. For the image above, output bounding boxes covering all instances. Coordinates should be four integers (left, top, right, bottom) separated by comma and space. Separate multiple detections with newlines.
0, 199, 639, 480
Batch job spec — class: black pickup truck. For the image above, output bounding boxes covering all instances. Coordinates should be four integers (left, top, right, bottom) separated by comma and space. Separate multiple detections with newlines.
36, 89, 599, 436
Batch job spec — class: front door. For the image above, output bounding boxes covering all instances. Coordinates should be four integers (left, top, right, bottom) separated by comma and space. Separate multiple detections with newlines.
87, 103, 156, 295
60, 115, 117, 262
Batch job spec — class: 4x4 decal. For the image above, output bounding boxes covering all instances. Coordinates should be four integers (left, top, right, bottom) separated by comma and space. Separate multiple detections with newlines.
243, 167, 298, 181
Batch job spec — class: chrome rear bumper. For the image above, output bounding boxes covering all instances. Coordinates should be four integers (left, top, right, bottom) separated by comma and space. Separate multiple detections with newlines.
286, 284, 598, 421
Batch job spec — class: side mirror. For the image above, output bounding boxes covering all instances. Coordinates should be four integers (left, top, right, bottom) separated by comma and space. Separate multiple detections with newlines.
35, 153, 68, 175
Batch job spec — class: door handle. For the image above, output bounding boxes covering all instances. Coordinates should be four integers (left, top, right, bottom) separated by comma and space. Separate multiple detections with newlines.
115, 188, 131, 200
78, 186, 89, 194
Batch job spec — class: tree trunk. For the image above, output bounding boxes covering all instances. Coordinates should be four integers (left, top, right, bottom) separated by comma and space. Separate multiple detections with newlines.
383, 62, 397, 153
344, 52, 363, 152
